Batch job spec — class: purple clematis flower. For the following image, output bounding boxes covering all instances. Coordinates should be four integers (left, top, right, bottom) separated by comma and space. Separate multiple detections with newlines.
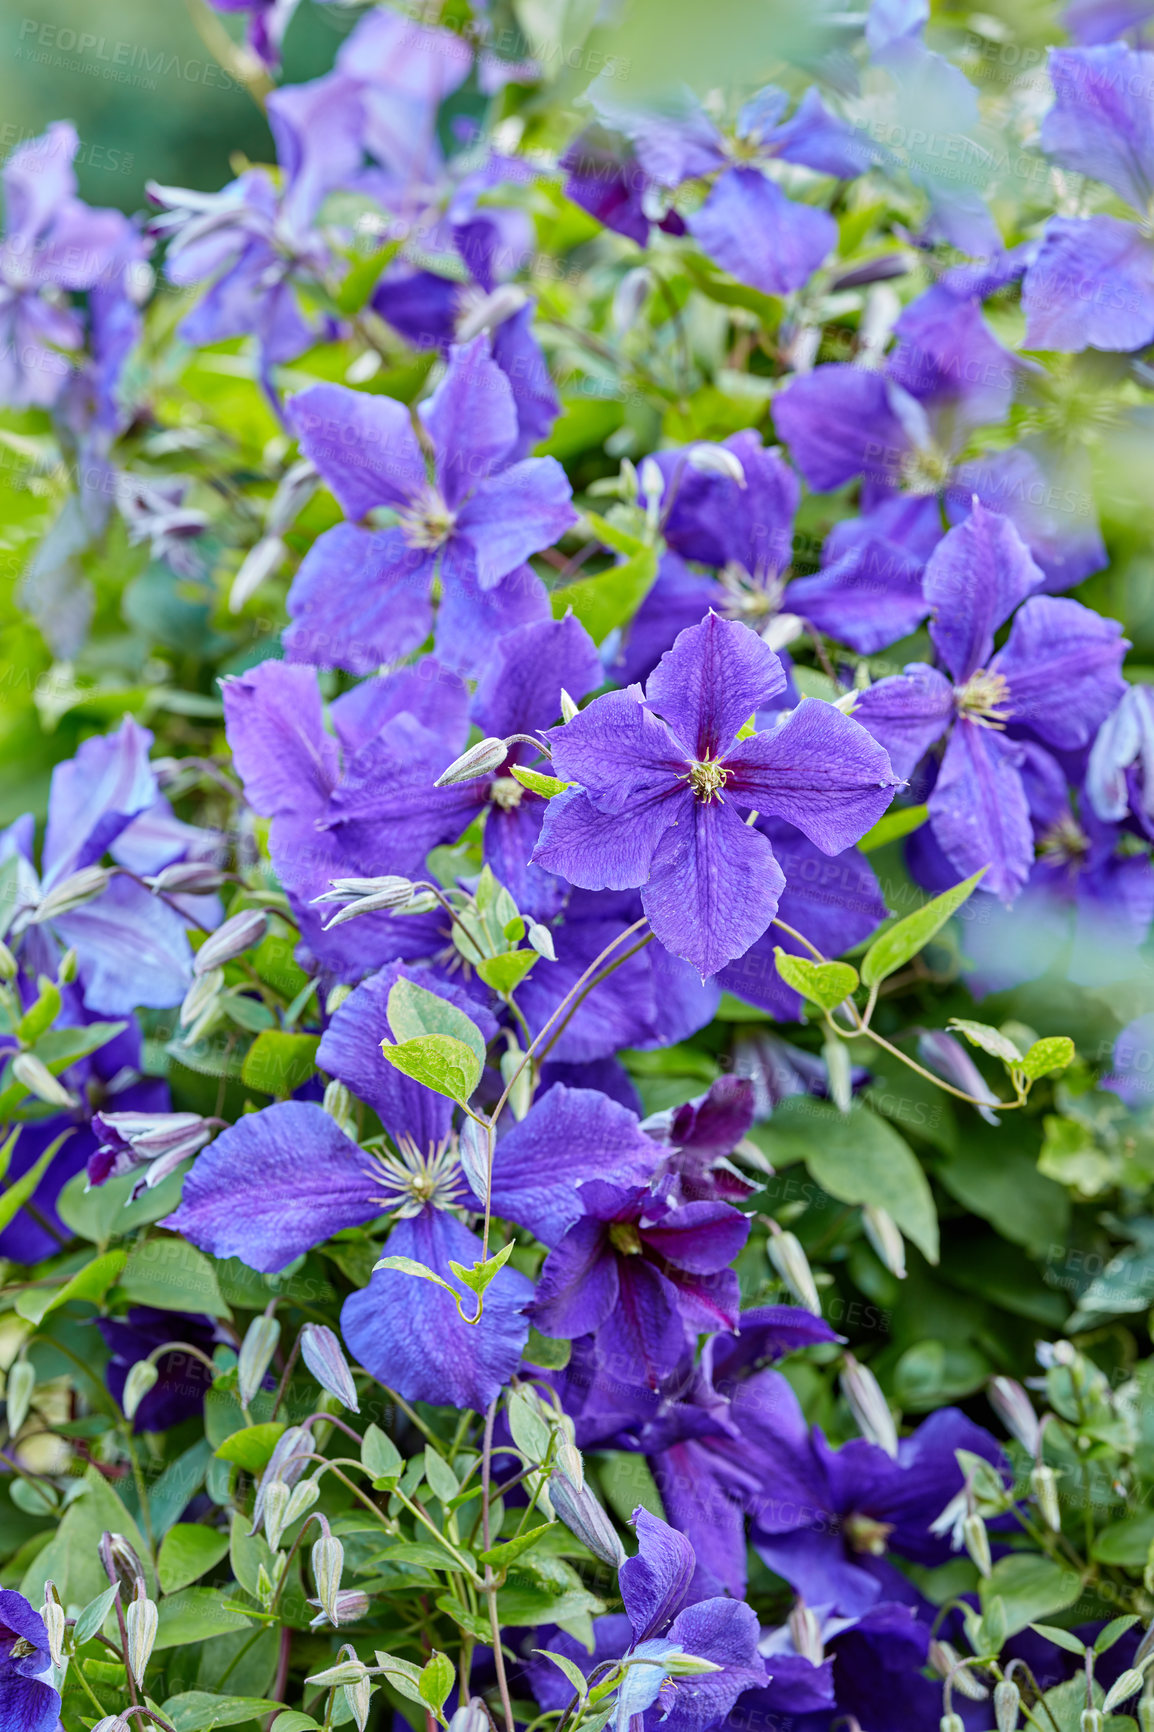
1088, 680, 1154, 839
643, 1075, 759, 1205
532, 1177, 750, 1389
166, 960, 663, 1408
532, 613, 899, 979
0, 1587, 61, 1732
97, 1306, 223, 1433
1023, 45, 1154, 351
4, 715, 195, 1015
284, 337, 575, 676
560, 125, 688, 247
0, 122, 136, 410
209, 0, 298, 70
1063, 0, 1154, 43
853, 505, 1127, 902
526, 1508, 767, 1732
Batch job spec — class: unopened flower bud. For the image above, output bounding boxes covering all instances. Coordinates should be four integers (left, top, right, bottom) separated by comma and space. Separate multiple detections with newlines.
458, 1117, 490, 1205
146, 861, 228, 895
238, 1312, 280, 1408
611, 266, 652, 335
994, 1678, 1020, 1730
862, 1205, 906, 1279
964, 1512, 992, 1578
266, 457, 319, 536
308, 1587, 368, 1630
686, 443, 746, 486
940, 1716, 965, 1732
6, 1358, 35, 1434
789, 1600, 824, 1667
30, 866, 111, 924
56, 947, 77, 985
548, 1473, 626, 1568
194, 908, 268, 974
311, 1532, 345, 1625
434, 737, 508, 786
307, 1657, 370, 1688
558, 688, 579, 724
1103, 1670, 1144, 1714
0, 939, 16, 980
41, 1582, 65, 1668
285, 1476, 321, 1526
263, 1479, 291, 1551
12, 1052, 74, 1108
91, 1718, 131, 1732
322, 1080, 357, 1137
1081, 1710, 1103, 1732
122, 1359, 160, 1422
300, 1323, 359, 1413
124, 1583, 159, 1685
229, 534, 288, 613
1139, 1696, 1154, 1731
313, 875, 415, 928
556, 1437, 584, 1491
456, 283, 528, 342
840, 1354, 899, 1458
99, 1532, 147, 1597
767, 1224, 822, 1316
500, 1041, 532, 1120
448, 1698, 490, 1732
345, 1671, 373, 1731
1030, 1462, 1061, 1531
251, 1426, 311, 1533
988, 1377, 1042, 1456
180, 966, 223, 1027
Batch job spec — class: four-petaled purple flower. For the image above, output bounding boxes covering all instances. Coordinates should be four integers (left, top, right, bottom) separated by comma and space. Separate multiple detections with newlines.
533, 613, 899, 978
0, 1588, 61, 1732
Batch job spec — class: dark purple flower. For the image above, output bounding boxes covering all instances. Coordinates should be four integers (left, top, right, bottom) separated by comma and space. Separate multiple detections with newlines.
532, 1178, 750, 1388
97, 1306, 222, 1433
209, 0, 297, 70
533, 614, 898, 979
1023, 45, 1154, 351
560, 126, 687, 248
0, 1587, 60, 1732
644, 1076, 758, 1204
853, 505, 1127, 901
284, 337, 574, 676
88, 1110, 217, 1193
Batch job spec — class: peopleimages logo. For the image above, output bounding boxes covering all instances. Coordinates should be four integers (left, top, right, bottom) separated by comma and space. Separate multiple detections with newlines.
15, 19, 239, 90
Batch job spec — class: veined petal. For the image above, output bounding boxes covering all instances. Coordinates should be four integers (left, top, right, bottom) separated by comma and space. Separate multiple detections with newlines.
641, 796, 785, 979
164, 1101, 382, 1272
726, 703, 900, 853
533, 1216, 619, 1338
42, 714, 157, 886
928, 720, 1033, 903
288, 383, 427, 519
420, 333, 519, 506
455, 456, 577, 589
1042, 45, 1154, 212
1022, 215, 1154, 353
284, 523, 434, 676
688, 168, 836, 296
532, 787, 673, 891
850, 666, 955, 781
223, 658, 337, 817
994, 594, 1128, 750
644, 613, 787, 762
620, 1506, 695, 1642
471, 613, 603, 744
548, 689, 686, 815
924, 503, 1044, 683
784, 537, 930, 656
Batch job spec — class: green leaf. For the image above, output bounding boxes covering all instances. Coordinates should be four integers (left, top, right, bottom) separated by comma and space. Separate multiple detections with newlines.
475, 950, 539, 994
448, 1238, 516, 1302
56, 1160, 188, 1246
379, 1033, 482, 1106
387, 976, 486, 1067
1021, 1036, 1076, 1081
980, 1554, 1080, 1636
582, 509, 645, 557
510, 765, 570, 799
418, 1650, 455, 1722
162, 1694, 284, 1732
423, 1447, 459, 1503
333, 238, 403, 314
15, 1247, 127, 1324
119, 1235, 231, 1317
773, 949, 859, 1011
267, 1716, 320, 1732
362, 1422, 403, 1488
1029, 1623, 1087, 1657
948, 1018, 1023, 1066
532, 1648, 589, 1706
857, 803, 929, 853
373, 1540, 468, 1573
523, 1328, 571, 1370
18, 979, 61, 1044
72, 1580, 121, 1646
214, 1422, 285, 1471
479, 1524, 556, 1568
154, 1587, 253, 1649
760, 1099, 939, 1263
372, 1253, 484, 1322
22, 1464, 156, 1606
373, 1650, 427, 1706
1092, 1513, 1154, 1566
550, 545, 659, 644
0, 1134, 69, 1234
860, 869, 985, 988
1094, 1615, 1139, 1654
240, 1031, 320, 1098
158, 1523, 232, 1594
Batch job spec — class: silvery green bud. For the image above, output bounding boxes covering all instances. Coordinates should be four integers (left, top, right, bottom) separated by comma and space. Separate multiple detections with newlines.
256, 1562, 277, 1610
41, 1582, 65, 1668
1102, 1670, 1144, 1714
930, 1642, 986, 1699
229, 534, 288, 613
307, 1658, 370, 1688
686, 443, 747, 485
12, 1053, 74, 1108
238, 1311, 280, 1408
308, 1588, 369, 1630
559, 688, 579, 724
1139, 1696, 1154, 1731
639, 456, 665, 512
988, 1377, 1042, 1456
263, 1479, 291, 1552
862, 1205, 906, 1279
99, 1532, 147, 1596
146, 861, 228, 895
251, 1426, 311, 1533
314, 875, 416, 928
322, 1080, 357, 1137
1030, 1462, 1061, 1531
458, 1117, 490, 1205
556, 1437, 584, 1491
767, 1224, 822, 1316
124, 1583, 159, 1685
994, 1678, 1020, 1730
56, 947, 78, 985
6, 1358, 35, 1434
91, 1718, 131, 1731
300, 1323, 359, 1413
964, 1512, 992, 1578
1081, 1710, 1103, 1732
180, 966, 222, 1028
122, 1359, 159, 1422
435, 737, 508, 787
311, 1532, 345, 1626
31, 866, 112, 924
840, 1354, 899, 1458
285, 1476, 321, 1525
0, 940, 16, 981
448, 1699, 490, 1732
547, 1472, 626, 1568
345, 1671, 373, 1732
790, 1600, 824, 1667
194, 908, 268, 975
940, 1717, 965, 1732
500, 1041, 532, 1120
